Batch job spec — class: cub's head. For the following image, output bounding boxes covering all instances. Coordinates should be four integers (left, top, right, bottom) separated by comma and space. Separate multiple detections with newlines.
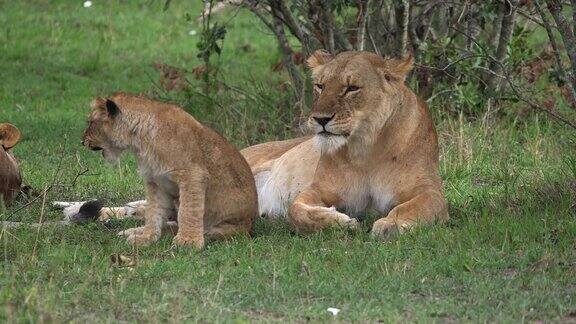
0, 123, 22, 205
82, 97, 124, 164
306, 50, 413, 152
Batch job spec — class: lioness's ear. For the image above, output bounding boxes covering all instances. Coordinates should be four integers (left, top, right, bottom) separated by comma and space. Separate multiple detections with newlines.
307, 50, 333, 69
383, 54, 414, 83
0, 123, 21, 149
105, 99, 120, 118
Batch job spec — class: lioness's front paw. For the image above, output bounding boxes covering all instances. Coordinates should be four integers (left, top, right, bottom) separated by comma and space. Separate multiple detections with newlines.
173, 234, 204, 249
371, 218, 413, 240
126, 231, 159, 246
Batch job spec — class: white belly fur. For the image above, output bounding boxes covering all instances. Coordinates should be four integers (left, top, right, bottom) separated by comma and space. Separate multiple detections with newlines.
255, 140, 320, 218
253, 139, 396, 218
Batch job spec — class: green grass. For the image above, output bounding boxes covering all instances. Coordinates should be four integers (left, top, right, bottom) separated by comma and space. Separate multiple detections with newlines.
1, 1, 575, 322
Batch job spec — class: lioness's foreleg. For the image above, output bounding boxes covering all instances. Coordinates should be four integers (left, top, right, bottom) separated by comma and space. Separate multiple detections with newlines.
125, 182, 169, 246
288, 188, 358, 233
371, 190, 448, 239
170, 169, 207, 248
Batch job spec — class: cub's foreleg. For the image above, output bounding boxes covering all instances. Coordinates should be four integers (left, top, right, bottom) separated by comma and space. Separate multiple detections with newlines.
288, 188, 358, 233
371, 189, 449, 240
125, 182, 169, 246
170, 168, 207, 248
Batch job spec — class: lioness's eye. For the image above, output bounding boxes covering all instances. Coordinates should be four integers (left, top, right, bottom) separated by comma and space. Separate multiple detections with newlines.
345, 85, 360, 93
314, 84, 324, 91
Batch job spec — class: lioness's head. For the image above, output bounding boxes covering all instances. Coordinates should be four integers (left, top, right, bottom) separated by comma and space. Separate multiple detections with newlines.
306, 50, 413, 152
82, 97, 124, 164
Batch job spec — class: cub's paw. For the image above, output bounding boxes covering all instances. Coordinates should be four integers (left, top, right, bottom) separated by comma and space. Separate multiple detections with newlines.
371, 218, 414, 241
173, 234, 204, 249
126, 231, 159, 246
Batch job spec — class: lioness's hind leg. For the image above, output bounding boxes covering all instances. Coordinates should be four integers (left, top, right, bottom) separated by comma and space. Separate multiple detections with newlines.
124, 200, 148, 220
118, 221, 178, 237
118, 226, 145, 237
103, 200, 148, 221
289, 189, 358, 233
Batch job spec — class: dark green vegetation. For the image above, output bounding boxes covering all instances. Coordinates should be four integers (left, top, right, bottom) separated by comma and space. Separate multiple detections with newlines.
1, 1, 574, 322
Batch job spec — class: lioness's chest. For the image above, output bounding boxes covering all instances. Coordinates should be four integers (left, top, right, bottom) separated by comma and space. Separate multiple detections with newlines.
319, 168, 396, 217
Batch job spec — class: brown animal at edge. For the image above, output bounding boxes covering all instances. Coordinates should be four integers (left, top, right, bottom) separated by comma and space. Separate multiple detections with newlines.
0, 123, 22, 206
81, 93, 258, 248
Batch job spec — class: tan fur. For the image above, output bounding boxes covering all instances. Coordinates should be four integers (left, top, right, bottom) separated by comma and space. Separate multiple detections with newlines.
0, 123, 22, 205
245, 51, 449, 238
82, 93, 258, 248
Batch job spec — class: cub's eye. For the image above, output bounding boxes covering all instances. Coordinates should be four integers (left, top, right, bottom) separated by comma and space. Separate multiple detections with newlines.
345, 85, 360, 93
314, 84, 324, 92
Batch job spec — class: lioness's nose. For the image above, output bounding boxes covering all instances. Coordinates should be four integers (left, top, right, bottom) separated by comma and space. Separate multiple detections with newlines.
313, 115, 334, 127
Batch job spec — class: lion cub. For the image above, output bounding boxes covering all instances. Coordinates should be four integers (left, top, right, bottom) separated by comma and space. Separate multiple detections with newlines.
82, 93, 258, 248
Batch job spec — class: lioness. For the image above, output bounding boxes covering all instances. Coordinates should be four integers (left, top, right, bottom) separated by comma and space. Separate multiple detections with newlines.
0, 123, 22, 205
65, 50, 448, 239
243, 50, 449, 237
82, 93, 258, 247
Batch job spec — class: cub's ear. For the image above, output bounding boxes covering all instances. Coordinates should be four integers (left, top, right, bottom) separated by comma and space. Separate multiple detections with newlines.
0, 123, 22, 149
306, 49, 333, 69
382, 53, 414, 83
105, 99, 120, 118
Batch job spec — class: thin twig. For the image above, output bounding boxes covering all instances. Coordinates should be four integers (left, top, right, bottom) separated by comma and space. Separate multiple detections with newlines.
535, 0, 576, 110
453, 26, 576, 130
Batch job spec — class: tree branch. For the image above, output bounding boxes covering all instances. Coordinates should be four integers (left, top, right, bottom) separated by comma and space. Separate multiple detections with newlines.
485, 0, 518, 92
545, 0, 576, 106
453, 26, 576, 130
269, 3, 304, 100
356, 0, 371, 51
275, 0, 314, 55
395, 0, 410, 55
534, 0, 576, 110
